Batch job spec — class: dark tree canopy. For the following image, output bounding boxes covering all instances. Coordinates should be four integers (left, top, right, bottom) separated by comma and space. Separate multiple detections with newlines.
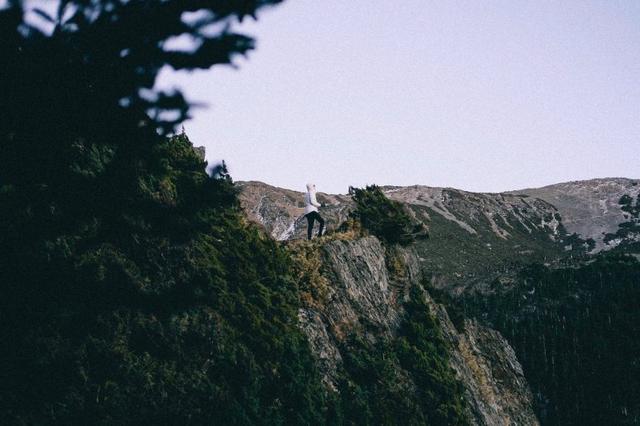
0, 0, 281, 186
0, 2, 336, 424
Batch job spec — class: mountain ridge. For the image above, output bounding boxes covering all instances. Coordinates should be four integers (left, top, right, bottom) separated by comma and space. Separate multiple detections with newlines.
238, 177, 640, 252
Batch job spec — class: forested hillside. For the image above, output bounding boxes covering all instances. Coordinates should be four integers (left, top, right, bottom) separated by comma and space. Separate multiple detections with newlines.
467, 253, 640, 425
0, 133, 328, 424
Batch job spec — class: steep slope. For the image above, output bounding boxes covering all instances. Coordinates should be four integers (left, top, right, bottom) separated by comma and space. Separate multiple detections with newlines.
0, 130, 546, 425
510, 178, 640, 250
0, 135, 329, 424
294, 235, 539, 425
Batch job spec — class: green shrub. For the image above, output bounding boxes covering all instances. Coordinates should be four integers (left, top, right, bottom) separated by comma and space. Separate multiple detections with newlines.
348, 185, 428, 246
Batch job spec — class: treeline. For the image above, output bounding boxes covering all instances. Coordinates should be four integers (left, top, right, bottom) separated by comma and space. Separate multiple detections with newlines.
467, 254, 640, 425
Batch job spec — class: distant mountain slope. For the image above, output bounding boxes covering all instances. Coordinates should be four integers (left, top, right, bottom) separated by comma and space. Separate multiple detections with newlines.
239, 181, 571, 291
509, 178, 640, 250
238, 181, 562, 243
238, 178, 640, 289
239, 178, 640, 252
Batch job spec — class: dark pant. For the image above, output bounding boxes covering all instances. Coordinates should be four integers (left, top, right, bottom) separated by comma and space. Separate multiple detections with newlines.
305, 211, 325, 240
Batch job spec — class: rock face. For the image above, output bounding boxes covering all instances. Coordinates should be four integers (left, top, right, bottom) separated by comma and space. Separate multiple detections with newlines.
431, 306, 540, 426
298, 235, 539, 424
510, 178, 640, 250
383, 185, 561, 241
298, 237, 404, 389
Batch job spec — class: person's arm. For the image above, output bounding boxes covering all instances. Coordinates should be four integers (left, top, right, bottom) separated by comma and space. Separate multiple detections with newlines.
311, 192, 321, 208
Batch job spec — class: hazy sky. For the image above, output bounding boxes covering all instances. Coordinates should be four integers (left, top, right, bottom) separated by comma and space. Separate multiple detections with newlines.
159, 0, 640, 194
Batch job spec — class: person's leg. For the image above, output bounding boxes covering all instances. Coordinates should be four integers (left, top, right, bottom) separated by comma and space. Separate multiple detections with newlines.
317, 213, 325, 237
306, 213, 315, 240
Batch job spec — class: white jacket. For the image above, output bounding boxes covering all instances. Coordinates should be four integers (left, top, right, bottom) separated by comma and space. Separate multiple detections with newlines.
304, 183, 321, 214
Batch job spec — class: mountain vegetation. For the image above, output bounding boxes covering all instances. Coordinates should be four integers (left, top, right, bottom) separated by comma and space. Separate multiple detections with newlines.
465, 253, 640, 425
334, 283, 468, 426
348, 185, 428, 245
0, 129, 472, 424
605, 194, 640, 252
0, 133, 329, 424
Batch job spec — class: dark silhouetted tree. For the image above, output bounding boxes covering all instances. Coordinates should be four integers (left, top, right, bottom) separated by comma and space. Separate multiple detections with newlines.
0, 0, 282, 187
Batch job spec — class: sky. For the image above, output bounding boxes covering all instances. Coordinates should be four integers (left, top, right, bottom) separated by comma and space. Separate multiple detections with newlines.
158, 0, 640, 195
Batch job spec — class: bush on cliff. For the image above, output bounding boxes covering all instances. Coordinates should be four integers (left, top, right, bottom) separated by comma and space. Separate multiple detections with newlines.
348, 185, 428, 245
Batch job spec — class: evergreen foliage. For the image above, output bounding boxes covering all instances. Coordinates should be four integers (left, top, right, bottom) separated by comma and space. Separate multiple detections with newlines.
0, 134, 327, 424
335, 283, 468, 426
0, 0, 282, 143
348, 185, 428, 245
468, 254, 640, 425
394, 284, 468, 425
1, 3, 473, 423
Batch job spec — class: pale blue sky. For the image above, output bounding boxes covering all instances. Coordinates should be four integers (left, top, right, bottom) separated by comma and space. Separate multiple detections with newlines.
159, 0, 640, 194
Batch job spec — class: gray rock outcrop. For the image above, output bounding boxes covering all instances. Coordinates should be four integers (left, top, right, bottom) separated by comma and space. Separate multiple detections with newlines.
298, 235, 539, 424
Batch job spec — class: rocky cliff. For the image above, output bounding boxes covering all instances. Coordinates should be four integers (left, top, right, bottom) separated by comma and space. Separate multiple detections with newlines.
295, 235, 539, 425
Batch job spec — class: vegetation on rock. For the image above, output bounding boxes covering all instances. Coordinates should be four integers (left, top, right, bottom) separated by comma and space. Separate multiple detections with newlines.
604, 194, 640, 251
333, 283, 468, 426
348, 185, 428, 245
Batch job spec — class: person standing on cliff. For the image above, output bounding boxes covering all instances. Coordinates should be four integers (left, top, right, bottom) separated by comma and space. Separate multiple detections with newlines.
304, 183, 324, 240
